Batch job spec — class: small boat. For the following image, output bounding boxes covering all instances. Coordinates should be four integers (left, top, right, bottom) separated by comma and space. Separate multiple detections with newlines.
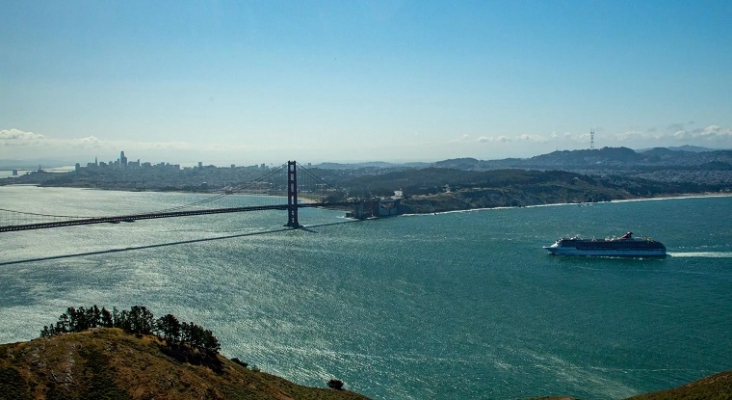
544, 231, 666, 257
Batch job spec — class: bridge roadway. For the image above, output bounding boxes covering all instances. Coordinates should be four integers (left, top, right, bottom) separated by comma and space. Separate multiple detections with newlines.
0, 201, 361, 232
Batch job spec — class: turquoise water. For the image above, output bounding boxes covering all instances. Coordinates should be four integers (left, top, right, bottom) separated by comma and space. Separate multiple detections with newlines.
1, 186, 731, 400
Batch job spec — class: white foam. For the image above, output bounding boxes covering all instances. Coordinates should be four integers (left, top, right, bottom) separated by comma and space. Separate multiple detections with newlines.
668, 252, 732, 258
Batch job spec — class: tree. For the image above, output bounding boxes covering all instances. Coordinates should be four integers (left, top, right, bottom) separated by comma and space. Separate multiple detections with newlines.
156, 314, 181, 344
112, 306, 121, 327
40, 325, 51, 337
127, 305, 155, 335
55, 313, 70, 333
90, 304, 102, 328
101, 307, 113, 328
36, 305, 220, 355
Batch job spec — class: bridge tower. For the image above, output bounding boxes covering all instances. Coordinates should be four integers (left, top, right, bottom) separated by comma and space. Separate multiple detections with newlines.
286, 160, 301, 228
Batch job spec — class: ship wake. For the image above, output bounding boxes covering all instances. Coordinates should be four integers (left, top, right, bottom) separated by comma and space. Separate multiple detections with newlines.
668, 252, 732, 258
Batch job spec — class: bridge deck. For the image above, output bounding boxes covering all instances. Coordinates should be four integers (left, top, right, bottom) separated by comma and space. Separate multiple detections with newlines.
0, 202, 358, 232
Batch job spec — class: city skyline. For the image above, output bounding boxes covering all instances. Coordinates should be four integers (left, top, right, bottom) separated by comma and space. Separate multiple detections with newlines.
2, 1, 731, 164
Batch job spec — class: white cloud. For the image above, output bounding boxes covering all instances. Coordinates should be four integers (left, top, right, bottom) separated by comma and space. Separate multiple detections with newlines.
595, 124, 731, 149
701, 125, 732, 138
477, 135, 511, 143
77, 136, 104, 146
448, 134, 472, 143
518, 134, 547, 143
0, 128, 47, 143
0, 129, 200, 152
0, 128, 231, 162
615, 131, 649, 141
670, 125, 732, 141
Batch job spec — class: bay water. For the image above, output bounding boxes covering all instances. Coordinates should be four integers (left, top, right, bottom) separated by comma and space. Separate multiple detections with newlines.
1, 186, 730, 399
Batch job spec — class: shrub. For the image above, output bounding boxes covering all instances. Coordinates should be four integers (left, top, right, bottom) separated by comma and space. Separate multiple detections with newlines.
231, 358, 248, 368
327, 379, 344, 390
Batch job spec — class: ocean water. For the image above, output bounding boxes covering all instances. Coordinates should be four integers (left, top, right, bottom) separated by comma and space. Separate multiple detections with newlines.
1, 186, 731, 400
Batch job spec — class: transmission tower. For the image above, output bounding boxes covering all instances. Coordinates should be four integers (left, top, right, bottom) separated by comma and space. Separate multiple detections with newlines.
590, 129, 595, 150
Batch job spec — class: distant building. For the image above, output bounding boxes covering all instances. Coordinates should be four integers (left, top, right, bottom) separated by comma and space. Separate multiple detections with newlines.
198, 161, 203, 169
120, 151, 128, 167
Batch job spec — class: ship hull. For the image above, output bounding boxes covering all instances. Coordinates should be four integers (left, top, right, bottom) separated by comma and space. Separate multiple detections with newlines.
544, 236, 667, 257
543, 246, 667, 257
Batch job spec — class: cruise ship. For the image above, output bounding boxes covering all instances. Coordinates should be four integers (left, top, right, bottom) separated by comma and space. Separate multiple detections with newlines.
544, 232, 666, 257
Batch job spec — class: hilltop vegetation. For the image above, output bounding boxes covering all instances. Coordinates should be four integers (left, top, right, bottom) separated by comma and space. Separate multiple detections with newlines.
39, 305, 221, 355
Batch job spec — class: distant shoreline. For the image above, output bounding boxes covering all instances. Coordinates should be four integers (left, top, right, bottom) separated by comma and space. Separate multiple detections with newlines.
3, 183, 729, 217
400, 191, 732, 216
609, 191, 732, 203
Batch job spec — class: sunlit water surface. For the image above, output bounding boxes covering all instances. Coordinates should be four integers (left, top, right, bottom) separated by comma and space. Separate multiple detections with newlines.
1, 186, 730, 400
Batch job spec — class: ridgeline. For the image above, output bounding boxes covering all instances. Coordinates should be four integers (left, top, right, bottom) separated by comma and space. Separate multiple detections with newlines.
3, 147, 730, 215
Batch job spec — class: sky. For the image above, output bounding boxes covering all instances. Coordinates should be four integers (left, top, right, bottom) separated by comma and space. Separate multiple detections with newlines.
2, 0, 731, 165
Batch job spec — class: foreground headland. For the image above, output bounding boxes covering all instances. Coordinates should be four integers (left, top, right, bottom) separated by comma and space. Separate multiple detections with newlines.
1, 330, 730, 400
0, 329, 372, 400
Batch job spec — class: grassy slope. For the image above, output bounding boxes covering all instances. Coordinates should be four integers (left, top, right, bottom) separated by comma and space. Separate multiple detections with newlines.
624, 370, 732, 400
1, 329, 730, 400
0, 328, 370, 400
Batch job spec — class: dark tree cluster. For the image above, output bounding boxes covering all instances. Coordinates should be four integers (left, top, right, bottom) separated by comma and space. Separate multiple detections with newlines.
327, 379, 344, 390
39, 305, 220, 354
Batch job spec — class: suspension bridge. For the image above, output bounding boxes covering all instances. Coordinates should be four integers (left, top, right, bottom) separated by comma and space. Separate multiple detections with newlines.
0, 161, 381, 233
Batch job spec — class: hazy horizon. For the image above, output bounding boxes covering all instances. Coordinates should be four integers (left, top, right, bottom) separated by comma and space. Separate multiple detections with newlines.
2, 144, 730, 171
2, 1, 731, 164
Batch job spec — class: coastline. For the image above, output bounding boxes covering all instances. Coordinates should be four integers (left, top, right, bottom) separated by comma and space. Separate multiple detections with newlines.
3, 183, 730, 219
400, 191, 732, 217
397, 188, 732, 215
3, 182, 731, 208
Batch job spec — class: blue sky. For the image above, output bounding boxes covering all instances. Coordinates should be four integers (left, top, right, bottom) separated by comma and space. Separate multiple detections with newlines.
2, 0, 731, 165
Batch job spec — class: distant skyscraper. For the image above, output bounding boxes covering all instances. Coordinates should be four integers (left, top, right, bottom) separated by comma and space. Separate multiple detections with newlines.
120, 151, 128, 167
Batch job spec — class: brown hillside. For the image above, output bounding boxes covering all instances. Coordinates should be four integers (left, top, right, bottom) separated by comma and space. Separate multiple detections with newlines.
2, 328, 730, 400
0, 328, 371, 400
623, 370, 732, 400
